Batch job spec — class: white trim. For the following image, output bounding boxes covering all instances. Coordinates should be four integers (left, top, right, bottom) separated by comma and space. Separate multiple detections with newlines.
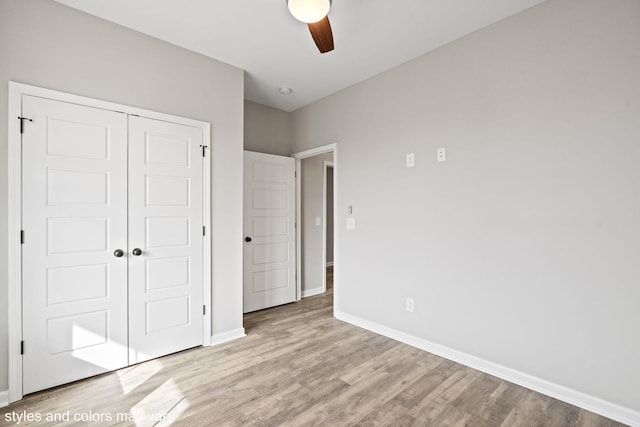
0, 390, 9, 408
332, 151, 337, 312
335, 310, 640, 427
292, 144, 338, 311
8, 81, 213, 402
326, 262, 334, 267
8, 83, 23, 404
295, 159, 302, 301
302, 288, 325, 298
210, 328, 246, 346
8, 82, 208, 128
321, 160, 333, 295
292, 144, 337, 160
202, 124, 212, 346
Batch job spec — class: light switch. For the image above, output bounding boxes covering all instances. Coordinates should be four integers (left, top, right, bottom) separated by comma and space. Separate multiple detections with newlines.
346, 218, 356, 230
315, 217, 321, 226
406, 153, 415, 168
437, 147, 446, 162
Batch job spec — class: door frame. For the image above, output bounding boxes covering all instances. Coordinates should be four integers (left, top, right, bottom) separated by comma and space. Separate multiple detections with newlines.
7, 81, 212, 403
322, 160, 335, 283
292, 144, 337, 308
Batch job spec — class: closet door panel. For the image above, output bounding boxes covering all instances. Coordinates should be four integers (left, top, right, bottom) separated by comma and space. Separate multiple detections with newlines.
128, 116, 204, 364
22, 96, 129, 394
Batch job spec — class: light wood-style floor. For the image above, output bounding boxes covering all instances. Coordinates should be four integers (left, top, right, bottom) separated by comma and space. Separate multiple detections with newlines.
2, 267, 625, 426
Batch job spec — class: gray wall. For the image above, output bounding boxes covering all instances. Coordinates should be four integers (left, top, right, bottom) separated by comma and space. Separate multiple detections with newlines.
301, 153, 333, 295
291, 0, 640, 414
244, 100, 291, 156
0, 0, 245, 393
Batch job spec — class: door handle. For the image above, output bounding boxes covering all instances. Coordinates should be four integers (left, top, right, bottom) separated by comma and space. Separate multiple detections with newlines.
132, 248, 143, 256
113, 249, 124, 258
245, 237, 252, 242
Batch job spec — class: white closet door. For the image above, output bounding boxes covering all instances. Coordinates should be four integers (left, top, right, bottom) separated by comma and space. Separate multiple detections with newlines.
22, 96, 129, 394
128, 116, 204, 364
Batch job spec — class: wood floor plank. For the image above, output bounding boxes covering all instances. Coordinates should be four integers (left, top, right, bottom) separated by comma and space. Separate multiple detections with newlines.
474, 380, 527, 425
544, 398, 581, 427
409, 367, 484, 423
429, 405, 485, 427
1, 269, 628, 426
577, 409, 626, 427
255, 378, 351, 427
280, 352, 431, 427
500, 389, 554, 427
352, 399, 416, 427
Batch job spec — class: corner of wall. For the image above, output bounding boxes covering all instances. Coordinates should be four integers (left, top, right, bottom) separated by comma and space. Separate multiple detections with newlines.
301, 288, 325, 298
210, 328, 246, 347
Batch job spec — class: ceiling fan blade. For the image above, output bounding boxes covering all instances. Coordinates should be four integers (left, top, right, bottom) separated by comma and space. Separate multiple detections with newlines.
307, 15, 334, 53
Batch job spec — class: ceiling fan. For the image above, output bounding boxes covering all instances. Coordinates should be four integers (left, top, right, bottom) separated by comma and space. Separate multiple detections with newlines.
287, 0, 334, 53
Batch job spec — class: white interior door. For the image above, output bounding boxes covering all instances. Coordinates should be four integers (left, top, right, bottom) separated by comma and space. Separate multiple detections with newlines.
22, 96, 129, 394
243, 151, 296, 313
128, 116, 204, 364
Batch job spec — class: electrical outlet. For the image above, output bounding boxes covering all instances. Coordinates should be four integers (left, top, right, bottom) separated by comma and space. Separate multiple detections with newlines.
405, 297, 414, 313
437, 147, 446, 162
406, 153, 415, 168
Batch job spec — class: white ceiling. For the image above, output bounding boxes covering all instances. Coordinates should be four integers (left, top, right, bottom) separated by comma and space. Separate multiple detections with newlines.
54, 0, 547, 112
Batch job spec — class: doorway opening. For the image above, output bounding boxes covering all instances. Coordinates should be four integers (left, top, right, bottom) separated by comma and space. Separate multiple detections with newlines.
293, 144, 337, 313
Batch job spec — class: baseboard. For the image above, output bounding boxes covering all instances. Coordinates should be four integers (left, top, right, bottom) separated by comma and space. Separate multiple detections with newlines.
0, 390, 8, 408
302, 288, 325, 298
210, 328, 246, 346
326, 262, 334, 267
335, 310, 640, 427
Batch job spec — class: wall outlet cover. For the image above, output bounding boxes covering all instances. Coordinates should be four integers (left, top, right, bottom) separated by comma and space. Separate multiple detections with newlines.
406, 153, 415, 168
406, 297, 414, 312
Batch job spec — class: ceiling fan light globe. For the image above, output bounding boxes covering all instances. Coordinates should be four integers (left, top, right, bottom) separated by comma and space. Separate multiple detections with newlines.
287, 0, 331, 24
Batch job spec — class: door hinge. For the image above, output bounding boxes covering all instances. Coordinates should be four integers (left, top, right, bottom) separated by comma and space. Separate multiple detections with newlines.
201, 145, 208, 157
203, 305, 206, 315
203, 226, 206, 237
20, 341, 24, 355
20, 230, 24, 244
18, 116, 33, 134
